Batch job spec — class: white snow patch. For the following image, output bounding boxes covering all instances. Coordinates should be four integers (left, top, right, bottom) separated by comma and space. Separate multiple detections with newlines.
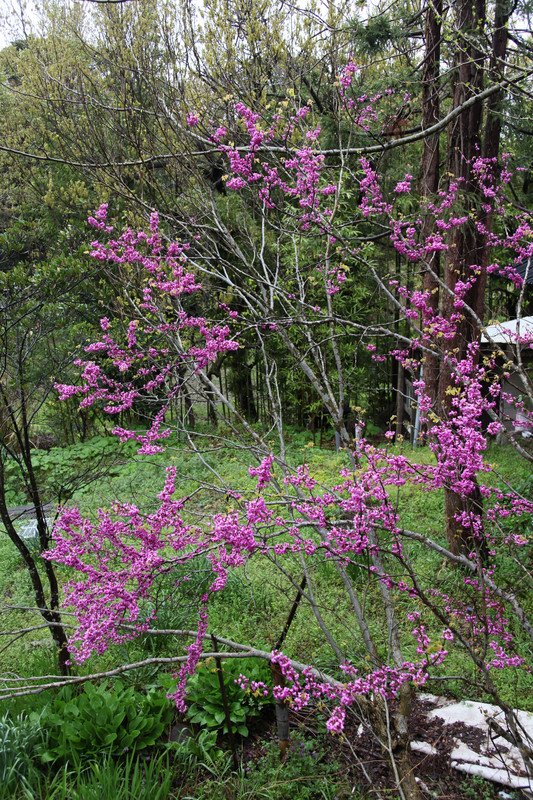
411, 740, 438, 756
417, 695, 533, 795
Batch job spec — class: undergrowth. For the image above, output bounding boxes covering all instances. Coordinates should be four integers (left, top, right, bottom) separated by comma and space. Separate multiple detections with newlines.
0, 430, 531, 797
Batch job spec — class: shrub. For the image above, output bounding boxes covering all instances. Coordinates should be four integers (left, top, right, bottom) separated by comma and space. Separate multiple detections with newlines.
0, 709, 44, 797
35, 680, 173, 764
163, 658, 272, 737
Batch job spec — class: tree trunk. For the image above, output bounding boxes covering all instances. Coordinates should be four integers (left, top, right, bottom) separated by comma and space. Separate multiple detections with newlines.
438, 0, 510, 557
439, 0, 490, 557
369, 689, 423, 800
230, 350, 258, 423
0, 474, 70, 676
420, 0, 442, 413
178, 365, 196, 429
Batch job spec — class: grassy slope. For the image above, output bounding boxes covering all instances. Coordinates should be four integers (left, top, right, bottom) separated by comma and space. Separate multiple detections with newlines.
0, 430, 532, 712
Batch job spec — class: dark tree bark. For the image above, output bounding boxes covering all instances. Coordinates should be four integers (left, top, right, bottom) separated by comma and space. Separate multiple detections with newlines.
0, 403, 71, 676
438, 0, 509, 557
230, 350, 258, 423
420, 0, 443, 412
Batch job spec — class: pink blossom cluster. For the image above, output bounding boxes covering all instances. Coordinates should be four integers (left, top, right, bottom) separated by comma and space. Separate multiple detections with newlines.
235, 674, 269, 697
336, 60, 390, 130
210, 103, 339, 233
269, 648, 448, 734
168, 602, 209, 712
47, 395, 533, 724
56, 209, 239, 454
248, 455, 274, 489
47, 108, 533, 731
354, 156, 533, 282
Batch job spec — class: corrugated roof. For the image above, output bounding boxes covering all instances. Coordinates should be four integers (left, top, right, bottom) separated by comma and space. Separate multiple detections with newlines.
514, 258, 533, 285
481, 316, 533, 343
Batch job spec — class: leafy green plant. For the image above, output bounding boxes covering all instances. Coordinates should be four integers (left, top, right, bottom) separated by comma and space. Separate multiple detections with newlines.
13, 751, 174, 800
62, 751, 173, 800
164, 658, 272, 737
179, 731, 353, 800
242, 731, 352, 800
35, 680, 173, 764
165, 728, 232, 782
27, 436, 139, 500
458, 774, 500, 800
0, 709, 45, 797
166, 728, 221, 763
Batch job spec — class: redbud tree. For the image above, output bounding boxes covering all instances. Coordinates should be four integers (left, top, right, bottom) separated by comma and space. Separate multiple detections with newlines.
43, 62, 533, 798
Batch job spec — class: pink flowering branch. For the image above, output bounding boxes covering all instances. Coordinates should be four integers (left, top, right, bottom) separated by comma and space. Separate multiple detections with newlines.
55, 207, 239, 455
42, 90, 533, 774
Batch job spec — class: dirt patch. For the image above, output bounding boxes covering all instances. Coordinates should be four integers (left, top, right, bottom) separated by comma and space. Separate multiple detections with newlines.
238, 697, 529, 800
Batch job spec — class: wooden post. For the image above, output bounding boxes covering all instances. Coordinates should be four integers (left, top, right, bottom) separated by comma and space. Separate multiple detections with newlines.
271, 575, 307, 759
211, 635, 238, 770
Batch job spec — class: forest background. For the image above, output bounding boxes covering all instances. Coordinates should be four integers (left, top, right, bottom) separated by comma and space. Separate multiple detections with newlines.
1, 1, 533, 799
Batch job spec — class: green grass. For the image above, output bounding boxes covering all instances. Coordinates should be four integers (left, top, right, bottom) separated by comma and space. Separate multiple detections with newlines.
1, 429, 532, 800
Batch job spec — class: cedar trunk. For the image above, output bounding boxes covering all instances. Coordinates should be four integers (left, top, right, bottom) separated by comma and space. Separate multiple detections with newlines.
438, 0, 508, 557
